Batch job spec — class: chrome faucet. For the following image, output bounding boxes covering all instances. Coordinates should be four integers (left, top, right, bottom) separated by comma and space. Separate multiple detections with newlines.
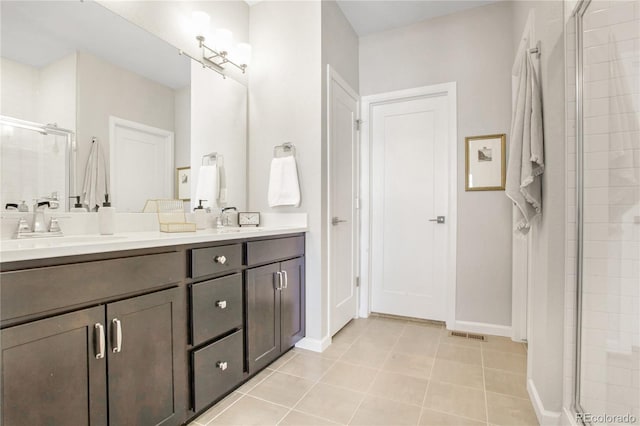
32, 201, 50, 232
15, 201, 64, 238
39, 192, 60, 210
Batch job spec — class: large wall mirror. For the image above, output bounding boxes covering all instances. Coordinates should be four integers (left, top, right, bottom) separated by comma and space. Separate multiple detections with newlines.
1, 1, 247, 213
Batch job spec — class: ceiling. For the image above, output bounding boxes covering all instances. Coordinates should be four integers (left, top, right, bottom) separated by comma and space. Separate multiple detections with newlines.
335, 0, 499, 36
1, 1, 189, 89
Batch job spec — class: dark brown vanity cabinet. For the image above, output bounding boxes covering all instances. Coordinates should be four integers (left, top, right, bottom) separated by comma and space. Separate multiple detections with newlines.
188, 246, 244, 413
0, 252, 187, 426
246, 237, 305, 374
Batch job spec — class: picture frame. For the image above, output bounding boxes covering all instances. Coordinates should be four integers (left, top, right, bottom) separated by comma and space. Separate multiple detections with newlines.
465, 134, 506, 191
176, 166, 191, 201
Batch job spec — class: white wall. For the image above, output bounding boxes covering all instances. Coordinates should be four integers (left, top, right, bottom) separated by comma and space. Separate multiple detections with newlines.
511, 1, 567, 421
98, 0, 249, 85
0, 58, 39, 122
190, 63, 247, 212
76, 52, 175, 200
359, 2, 515, 328
248, 1, 324, 342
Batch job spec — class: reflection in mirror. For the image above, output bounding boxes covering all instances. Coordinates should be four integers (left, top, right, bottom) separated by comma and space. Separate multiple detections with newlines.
0, 116, 74, 211
1, 0, 191, 212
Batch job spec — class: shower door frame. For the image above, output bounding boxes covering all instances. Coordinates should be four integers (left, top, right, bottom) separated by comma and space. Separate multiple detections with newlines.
0, 115, 77, 211
572, 0, 591, 420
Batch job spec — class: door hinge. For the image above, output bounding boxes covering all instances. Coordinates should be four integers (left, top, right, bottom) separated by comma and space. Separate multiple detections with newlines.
354, 119, 362, 131
355, 277, 360, 287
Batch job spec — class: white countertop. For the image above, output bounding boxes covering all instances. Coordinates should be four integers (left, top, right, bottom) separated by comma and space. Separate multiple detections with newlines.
0, 226, 307, 263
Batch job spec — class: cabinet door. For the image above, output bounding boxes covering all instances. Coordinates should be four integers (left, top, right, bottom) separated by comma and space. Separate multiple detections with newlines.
1, 306, 107, 426
107, 288, 185, 426
280, 257, 305, 350
246, 263, 281, 373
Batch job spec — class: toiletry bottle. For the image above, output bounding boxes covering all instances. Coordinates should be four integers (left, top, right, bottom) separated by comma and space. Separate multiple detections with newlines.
69, 196, 87, 212
98, 194, 115, 235
194, 200, 207, 230
18, 201, 28, 212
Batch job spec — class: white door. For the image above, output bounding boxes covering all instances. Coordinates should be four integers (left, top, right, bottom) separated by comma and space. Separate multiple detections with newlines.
328, 67, 359, 336
370, 94, 451, 320
110, 117, 174, 212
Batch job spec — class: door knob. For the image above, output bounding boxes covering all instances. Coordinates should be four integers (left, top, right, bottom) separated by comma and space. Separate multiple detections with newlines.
428, 216, 445, 224
331, 217, 347, 226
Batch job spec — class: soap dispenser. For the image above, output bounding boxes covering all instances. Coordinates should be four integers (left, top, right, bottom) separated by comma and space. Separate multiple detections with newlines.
98, 194, 115, 235
193, 200, 207, 230
69, 196, 87, 212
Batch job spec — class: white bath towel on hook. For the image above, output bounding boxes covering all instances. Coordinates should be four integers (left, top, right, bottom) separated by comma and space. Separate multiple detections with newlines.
268, 156, 301, 207
506, 35, 544, 235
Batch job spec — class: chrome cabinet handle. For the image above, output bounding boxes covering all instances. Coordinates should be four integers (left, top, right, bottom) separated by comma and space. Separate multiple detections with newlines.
112, 318, 122, 353
95, 323, 105, 359
428, 216, 445, 224
331, 217, 347, 226
282, 270, 288, 289
217, 361, 228, 371
214, 255, 227, 265
274, 272, 283, 290
216, 300, 227, 309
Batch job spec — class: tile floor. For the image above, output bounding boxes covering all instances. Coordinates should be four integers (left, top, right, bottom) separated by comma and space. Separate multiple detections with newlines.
189, 316, 538, 426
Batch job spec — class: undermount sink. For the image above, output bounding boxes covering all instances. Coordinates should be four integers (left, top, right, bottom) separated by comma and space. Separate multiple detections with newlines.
1, 235, 127, 250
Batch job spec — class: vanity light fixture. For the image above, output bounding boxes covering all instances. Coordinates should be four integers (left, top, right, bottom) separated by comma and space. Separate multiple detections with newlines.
179, 11, 251, 79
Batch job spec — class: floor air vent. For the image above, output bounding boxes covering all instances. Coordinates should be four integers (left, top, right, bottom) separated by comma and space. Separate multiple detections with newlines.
449, 331, 487, 341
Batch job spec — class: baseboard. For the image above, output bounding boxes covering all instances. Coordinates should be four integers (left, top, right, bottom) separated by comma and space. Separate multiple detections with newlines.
527, 378, 562, 425
294, 335, 331, 353
450, 320, 512, 338
562, 406, 579, 426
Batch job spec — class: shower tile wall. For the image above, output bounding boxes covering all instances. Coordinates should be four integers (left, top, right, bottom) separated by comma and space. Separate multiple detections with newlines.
569, 0, 640, 420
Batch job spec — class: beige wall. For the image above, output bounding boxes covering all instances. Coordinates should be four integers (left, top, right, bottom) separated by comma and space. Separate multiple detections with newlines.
76, 52, 175, 196
359, 1, 515, 327
248, 1, 324, 341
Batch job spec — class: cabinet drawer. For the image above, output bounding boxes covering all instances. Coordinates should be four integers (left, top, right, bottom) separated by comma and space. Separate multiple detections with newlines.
192, 330, 243, 412
246, 236, 304, 266
191, 274, 243, 346
192, 244, 242, 279
1, 252, 184, 326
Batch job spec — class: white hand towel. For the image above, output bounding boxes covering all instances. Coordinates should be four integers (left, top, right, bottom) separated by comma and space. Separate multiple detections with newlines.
268, 156, 301, 207
506, 40, 544, 235
81, 139, 107, 212
195, 165, 218, 207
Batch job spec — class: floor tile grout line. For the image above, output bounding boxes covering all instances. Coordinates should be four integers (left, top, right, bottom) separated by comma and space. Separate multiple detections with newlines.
416, 324, 443, 426
481, 344, 490, 425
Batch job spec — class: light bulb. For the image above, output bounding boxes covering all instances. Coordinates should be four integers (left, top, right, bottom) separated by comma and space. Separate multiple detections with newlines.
216, 28, 233, 53
192, 11, 210, 38
236, 43, 252, 66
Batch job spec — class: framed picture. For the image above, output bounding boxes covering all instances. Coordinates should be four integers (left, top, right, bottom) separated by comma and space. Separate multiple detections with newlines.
176, 167, 191, 201
465, 134, 506, 191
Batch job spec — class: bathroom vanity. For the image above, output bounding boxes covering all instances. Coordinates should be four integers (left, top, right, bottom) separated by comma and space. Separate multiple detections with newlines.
0, 228, 306, 426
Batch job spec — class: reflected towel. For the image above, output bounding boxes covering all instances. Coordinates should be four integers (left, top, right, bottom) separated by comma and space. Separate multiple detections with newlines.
506, 38, 544, 235
195, 165, 218, 207
81, 138, 108, 212
268, 156, 301, 207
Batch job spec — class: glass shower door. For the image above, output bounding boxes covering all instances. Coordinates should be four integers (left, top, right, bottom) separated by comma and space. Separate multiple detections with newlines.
575, 0, 640, 423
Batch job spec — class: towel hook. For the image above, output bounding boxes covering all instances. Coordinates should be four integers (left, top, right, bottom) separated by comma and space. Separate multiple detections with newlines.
273, 142, 296, 158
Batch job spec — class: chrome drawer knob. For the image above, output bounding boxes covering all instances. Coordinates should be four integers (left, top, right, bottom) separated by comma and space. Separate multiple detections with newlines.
214, 255, 227, 265
216, 300, 227, 309
217, 361, 228, 371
